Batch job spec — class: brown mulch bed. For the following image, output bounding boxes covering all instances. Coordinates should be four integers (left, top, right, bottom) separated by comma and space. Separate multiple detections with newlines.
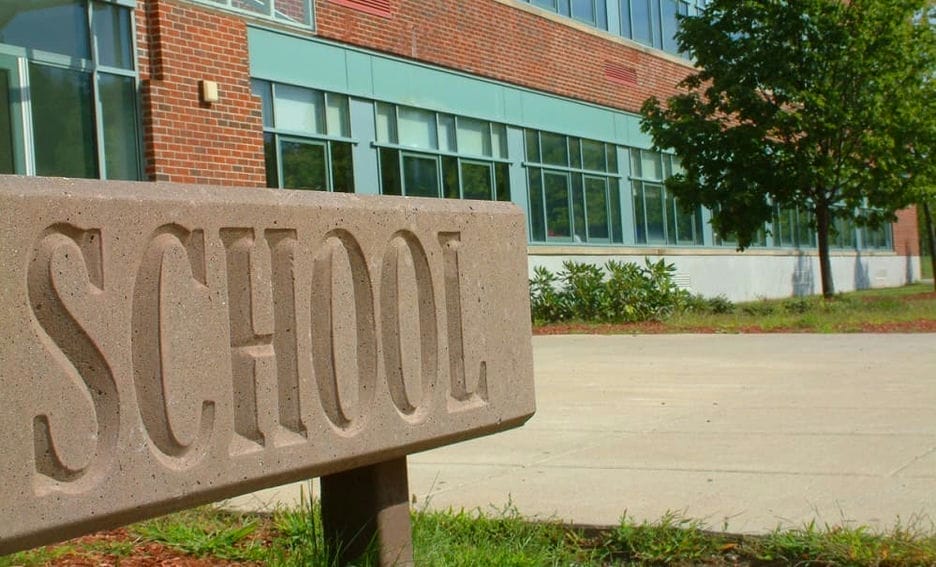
14, 528, 260, 566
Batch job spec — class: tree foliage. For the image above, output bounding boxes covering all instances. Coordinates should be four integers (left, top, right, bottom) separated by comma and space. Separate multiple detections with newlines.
641, 0, 936, 296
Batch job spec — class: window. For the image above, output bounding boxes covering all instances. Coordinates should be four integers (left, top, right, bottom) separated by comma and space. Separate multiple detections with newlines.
0, 0, 141, 179
375, 103, 510, 201
619, 0, 702, 56
770, 206, 816, 248
861, 223, 893, 250
525, 130, 622, 244
521, 0, 609, 29
198, 0, 312, 28
630, 150, 703, 245
253, 80, 354, 193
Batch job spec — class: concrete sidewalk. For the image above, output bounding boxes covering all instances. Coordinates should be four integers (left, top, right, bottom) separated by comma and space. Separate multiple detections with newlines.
228, 334, 936, 534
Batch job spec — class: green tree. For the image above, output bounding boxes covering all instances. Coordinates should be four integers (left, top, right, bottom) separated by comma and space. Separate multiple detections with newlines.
641, 0, 936, 297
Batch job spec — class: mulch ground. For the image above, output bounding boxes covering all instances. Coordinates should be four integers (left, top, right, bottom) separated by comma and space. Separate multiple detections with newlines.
15, 528, 261, 566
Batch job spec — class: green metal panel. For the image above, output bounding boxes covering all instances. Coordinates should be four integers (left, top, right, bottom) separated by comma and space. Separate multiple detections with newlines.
248, 29, 349, 93
248, 28, 651, 149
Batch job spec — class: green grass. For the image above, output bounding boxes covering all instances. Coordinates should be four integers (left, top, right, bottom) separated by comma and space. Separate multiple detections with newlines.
4, 505, 935, 566
536, 283, 936, 334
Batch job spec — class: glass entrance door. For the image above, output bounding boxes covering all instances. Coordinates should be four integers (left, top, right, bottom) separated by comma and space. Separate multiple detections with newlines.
0, 55, 26, 175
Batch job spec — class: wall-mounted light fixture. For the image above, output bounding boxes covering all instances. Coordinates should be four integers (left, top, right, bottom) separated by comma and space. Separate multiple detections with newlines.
200, 80, 220, 104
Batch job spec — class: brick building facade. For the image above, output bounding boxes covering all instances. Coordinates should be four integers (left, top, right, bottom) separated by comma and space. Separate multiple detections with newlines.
0, 0, 922, 299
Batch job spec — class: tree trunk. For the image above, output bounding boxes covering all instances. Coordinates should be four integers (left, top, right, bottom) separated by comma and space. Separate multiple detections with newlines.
923, 200, 936, 292
816, 203, 835, 298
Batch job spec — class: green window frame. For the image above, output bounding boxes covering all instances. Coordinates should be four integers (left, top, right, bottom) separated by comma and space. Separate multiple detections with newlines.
525, 129, 623, 244
252, 80, 355, 193
630, 149, 704, 246
0, 0, 142, 180
374, 103, 510, 201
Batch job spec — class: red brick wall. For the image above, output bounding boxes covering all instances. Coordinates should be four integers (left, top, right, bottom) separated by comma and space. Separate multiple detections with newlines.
313, 0, 693, 115
893, 207, 920, 257
136, 0, 266, 187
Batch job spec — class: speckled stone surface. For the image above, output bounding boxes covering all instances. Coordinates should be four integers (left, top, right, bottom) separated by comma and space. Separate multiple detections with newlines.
0, 175, 535, 554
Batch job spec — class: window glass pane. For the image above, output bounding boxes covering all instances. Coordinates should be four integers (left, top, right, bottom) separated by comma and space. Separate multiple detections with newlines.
252, 80, 274, 128
676, 201, 699, 244
380, 147, 401, 195
93, 2, 133, 70
398, 107, 437, 150
544, 172, 571, 239
0, 1, 90, 59
533, 0, 556, 9
274, 84, 325, 135
620, 0, 632, 38
631, 0, 652, 44
402, 154, 438, 197
571, 174, 586, 242
30, 64, 97, 178
0, 70, 16, 174
462, 162, 493, 200
665, 191, 677, 244
796, 210, 815, 247
586, 177, 609, 240
491, 124, 508, 159
633, 182, 647, 243
644, 183, 665, 243
233, 0, 272, 17
605, 144, 617, 173
263, 132, 278, 188
776, 207, 794, 246
569, 138, 581, 169
99, 73, 139, 180
331, 141, 354, 193
495, 162, 510, 201
528, 168, 546, 242
325, 94, 350, 137
376, 103, 397, 144
281, 140, 327, 190
641, 150, 663, 180
582, 139, 605, 171
630, 149, 641, 177
275, 0, 311, 25
540, 132, 568, 167
558, 0, 571, 16
662, 0, 680, 53
456, 117, 491, 157
442, 156, 459, 198
438, 114, 456, 153
610, 180, 623, 243
525, 129, 540, 162
571, 0, 595, 24
597, 0, 608, 27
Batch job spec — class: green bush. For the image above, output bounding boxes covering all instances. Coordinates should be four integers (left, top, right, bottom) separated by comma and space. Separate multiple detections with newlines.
530, 259, 693, 324
706, 294, 735, 314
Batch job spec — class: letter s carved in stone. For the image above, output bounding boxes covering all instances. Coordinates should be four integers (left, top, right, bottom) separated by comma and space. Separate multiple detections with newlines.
27, 224, 118, 493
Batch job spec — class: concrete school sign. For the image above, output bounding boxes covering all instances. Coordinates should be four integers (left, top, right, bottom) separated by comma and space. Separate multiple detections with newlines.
0, 176, 535, 563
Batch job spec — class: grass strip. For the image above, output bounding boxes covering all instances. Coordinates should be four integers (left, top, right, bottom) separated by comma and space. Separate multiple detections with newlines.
3, 504, 934, 566
535, 283, 936, 335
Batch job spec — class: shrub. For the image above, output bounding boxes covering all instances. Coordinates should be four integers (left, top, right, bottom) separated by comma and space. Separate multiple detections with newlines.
529, 258, 693, 324
706, 294, 735, 314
